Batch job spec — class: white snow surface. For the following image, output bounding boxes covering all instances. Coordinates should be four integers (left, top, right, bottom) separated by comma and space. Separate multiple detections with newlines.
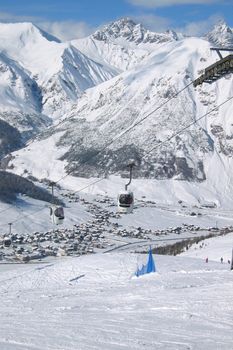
180, 231, 233, 262
0, 250, 232, 350
72, 18, 180, 72
0, 194, 91, 235
0, 22, 115, 83
0, 22, 116, 122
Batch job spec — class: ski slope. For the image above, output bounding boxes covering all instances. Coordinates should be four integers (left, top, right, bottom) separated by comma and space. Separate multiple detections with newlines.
180, 231, 233, 262
0, 248, 232, 349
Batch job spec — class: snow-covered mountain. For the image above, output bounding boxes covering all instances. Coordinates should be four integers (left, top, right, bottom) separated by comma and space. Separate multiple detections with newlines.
205, 21, 233, 47
0, 22, 116, 139
72, 18, 180, 71
1, 19, 233, 206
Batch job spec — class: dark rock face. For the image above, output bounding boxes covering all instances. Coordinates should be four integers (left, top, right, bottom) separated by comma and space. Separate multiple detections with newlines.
61, 144, 142, 178
0, 120, 23, 160
60, 141, 206, 181
0, 171, 61, 204
175, 157, 206, 181
210, 123, 233, 157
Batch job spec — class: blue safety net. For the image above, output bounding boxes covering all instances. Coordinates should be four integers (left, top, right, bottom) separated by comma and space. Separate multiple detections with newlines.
135, 247, 156, 277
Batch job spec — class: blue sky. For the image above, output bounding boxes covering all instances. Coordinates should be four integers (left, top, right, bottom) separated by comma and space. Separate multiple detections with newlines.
0, 0, 232, 40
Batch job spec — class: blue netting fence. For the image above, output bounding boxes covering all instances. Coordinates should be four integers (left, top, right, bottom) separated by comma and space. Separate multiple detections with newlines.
135, 247, 156, 277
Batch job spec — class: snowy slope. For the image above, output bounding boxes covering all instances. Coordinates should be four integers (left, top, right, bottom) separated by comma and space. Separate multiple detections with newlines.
0, 19, 233, 212
180, 231, 233, 262
206, 22, 233, 47
0, 252, 232, 349
0, 22, 116, 89
72, 18, 180, 71
0, 22, 116, 130
8, 29, 233, 204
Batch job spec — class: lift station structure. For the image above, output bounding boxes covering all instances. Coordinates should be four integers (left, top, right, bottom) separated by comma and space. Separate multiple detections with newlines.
193, 48, 233, 87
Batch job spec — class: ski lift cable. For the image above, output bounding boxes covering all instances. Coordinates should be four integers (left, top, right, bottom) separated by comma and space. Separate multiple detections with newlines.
138, 84, 212, 150
0, 205, 16, 215
145, 95, 233, 156
0, 193, 97, 229
0, 201, 46, 216
0, 198, 89, 231
0, 200, 40, 227
0, 206, 48, 228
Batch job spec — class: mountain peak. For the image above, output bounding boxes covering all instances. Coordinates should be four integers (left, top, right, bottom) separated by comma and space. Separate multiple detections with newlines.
213, 21, 232, 33
0, 22, 60, 45
92, 17, 178, 45
206, 21, 233, 47
93, 18, 144, 42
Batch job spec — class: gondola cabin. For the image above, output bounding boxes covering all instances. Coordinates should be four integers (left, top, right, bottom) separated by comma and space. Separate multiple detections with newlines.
117, 190, 134, 214
50, 205, 64, 225
3, 237, 12, 247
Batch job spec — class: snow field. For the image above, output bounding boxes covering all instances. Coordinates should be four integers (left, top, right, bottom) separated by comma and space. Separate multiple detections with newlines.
0, 252, 232, 350
180, 231, 233, 262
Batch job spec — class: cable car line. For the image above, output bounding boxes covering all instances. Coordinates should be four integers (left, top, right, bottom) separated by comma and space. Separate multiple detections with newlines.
21, 114, 73, 149
145, 95, 233, 156
0, 109, 77, 224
